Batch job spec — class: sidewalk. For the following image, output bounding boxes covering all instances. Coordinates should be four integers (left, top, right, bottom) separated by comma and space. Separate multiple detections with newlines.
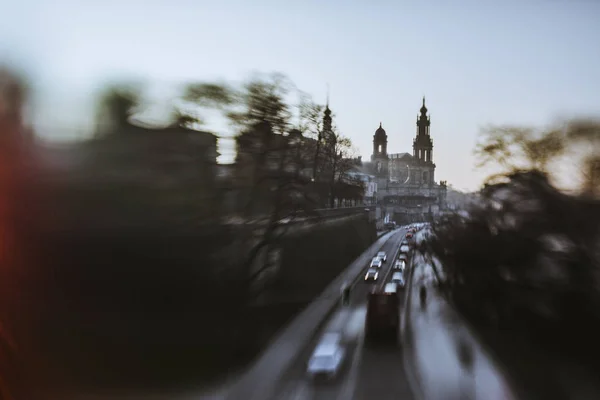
404, 253, 517, 400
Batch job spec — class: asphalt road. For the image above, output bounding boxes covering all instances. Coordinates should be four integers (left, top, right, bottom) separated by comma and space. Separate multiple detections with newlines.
269, 228, 415, 400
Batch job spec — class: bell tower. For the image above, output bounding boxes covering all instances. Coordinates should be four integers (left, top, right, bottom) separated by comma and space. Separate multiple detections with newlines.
371, 122, 388, 177
413, 97, 436, 185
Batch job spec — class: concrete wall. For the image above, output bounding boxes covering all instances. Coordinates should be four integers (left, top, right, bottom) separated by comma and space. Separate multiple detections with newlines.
264, 214, 377, 303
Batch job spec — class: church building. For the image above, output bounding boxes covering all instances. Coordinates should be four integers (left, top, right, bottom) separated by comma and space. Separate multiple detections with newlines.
366, 98, 447, 223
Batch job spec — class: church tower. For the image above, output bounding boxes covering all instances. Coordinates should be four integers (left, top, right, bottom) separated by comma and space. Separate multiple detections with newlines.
322, 103, 333, 140
413, 97, 436, 186
371, 122, 388, 177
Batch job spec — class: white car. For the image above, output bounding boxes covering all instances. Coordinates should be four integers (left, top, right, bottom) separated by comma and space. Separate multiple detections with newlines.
370, 258, 383, 268
307, 334, 345, 380
393, 260, 406, 271
376, 251, 387, 262
399, 245, 410, 254
364, 268, 379, 282
391, 272, 405, 287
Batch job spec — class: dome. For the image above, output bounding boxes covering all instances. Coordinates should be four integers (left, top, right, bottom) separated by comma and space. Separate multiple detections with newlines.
420, 97, 428, 114
375, 122, 386, 137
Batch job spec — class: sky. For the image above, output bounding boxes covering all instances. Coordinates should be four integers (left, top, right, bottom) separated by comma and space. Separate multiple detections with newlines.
2, 0, 600, 191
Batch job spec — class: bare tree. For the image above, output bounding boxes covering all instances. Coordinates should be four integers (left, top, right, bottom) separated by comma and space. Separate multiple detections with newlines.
321, 130, 359, 208
298, 95, 325, 181
210, 74, 319, 299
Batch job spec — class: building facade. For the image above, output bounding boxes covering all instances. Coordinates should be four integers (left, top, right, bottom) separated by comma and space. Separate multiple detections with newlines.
366, 98, 447, 223
346, 170, 378, 205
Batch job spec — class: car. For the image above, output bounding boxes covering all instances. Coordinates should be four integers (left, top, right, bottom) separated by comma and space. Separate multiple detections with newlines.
399, 245, 410, 254
307, 334, 345, 380
376, 251, 387, 262
383, 282, 398, 295
401, 240, 409, 246
364, 268, 379, 282
398, 254, 408, 262
391, 272, 405, 287
393, 260, 406, 271
406, 232, 413, 239
370, 258, 383, 268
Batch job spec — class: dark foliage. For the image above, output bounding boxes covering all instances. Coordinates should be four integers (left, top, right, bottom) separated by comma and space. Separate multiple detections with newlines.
273, 214, 377, 300
5, 140, 377, 395
427, 171, 600, 364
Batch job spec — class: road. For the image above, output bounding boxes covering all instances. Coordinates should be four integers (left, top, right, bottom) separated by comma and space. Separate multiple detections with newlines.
268, 228, 415, 400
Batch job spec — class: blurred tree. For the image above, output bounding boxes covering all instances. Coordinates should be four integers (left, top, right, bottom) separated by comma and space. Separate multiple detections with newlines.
474, 119, 600, 196
0, 66, 36, 400
322, 130, 359, 208
474, 125, 565, 174
298, 97, 362, 206
199, 73, 317, 299
168, 108, 203, 129
298, 95, 325, 181
180, 73, 363, 296
565, 119, 600, 197
581, 155, 600, 197
94, 84, 142, 137
183, 82, 235, 110
176, 81, 235, 128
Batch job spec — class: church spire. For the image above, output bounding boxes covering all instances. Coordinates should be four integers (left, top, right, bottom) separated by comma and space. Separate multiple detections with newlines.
414, 97, 433, 163
322, 87, 332, 135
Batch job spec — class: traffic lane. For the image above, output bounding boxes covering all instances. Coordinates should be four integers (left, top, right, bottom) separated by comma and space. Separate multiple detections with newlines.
270, 230, 404, 400
408, 253, 516, 400
352, 342, 414, 400
353, 254, 414, 400
354, 228, 406, 298
269, 230, 406, 400
342, 229, 412, 400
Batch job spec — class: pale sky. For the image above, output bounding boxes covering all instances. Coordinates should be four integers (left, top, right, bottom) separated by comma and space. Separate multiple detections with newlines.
2, 0, 599, 191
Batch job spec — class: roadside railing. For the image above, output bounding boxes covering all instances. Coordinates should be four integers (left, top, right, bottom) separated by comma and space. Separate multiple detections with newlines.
224, 206, 376, 227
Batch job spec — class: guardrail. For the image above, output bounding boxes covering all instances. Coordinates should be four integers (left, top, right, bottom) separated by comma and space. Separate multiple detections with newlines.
303, 206, 376, 219
220, 230, 396, 400
223, 206, 376, 227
